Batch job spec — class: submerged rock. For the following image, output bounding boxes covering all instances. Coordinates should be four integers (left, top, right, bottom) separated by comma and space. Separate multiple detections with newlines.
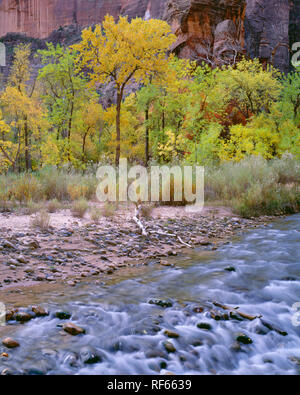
197, 322, 212, 331
225, 267, 236, 272
80, 347, 102, 365
163, 341, 176, 353
164, 330, 180, 339
15, 311, 33, 323
55, 311, 71, 320
148, 299, 173, 308
236, 333, 253, 345
2, 337, 20, 349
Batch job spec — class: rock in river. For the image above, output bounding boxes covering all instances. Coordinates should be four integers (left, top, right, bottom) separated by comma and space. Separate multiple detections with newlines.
15, 311, 33, 323
2, 338, 20, 349
163, 341, 177, 353
63, 322, 86, 336
55, 311, 71, 320
164, 330, 180, 339
148, 299, 173, 308
236, 333, 253, 345
32, 306, 49, 317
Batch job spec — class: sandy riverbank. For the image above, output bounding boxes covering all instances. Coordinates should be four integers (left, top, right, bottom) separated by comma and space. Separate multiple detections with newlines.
0, 204, 275, 304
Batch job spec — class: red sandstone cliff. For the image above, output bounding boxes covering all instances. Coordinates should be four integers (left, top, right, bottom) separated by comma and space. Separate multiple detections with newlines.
0, 0, 297, 72
0, 0, 168, 38
165, 0, 246, 66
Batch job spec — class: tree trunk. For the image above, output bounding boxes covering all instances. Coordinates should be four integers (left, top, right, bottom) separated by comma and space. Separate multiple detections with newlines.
67, 101, 74, 163
145, 106, 149, 166
115, 91, 122, 167
82, 132, 88, 163
24, 119, 31, 172
162, 109, 165, 132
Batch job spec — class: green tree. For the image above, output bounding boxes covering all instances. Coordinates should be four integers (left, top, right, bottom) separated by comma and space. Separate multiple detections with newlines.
38, 43, 99, 165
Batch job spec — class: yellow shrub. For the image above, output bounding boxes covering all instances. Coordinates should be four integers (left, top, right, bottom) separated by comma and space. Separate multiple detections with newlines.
67, 184, 89, 201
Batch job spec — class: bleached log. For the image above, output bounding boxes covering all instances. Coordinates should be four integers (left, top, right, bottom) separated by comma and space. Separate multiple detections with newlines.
133, 204, 148, 237
132, 204, 191, 247
149, 229, 191, 248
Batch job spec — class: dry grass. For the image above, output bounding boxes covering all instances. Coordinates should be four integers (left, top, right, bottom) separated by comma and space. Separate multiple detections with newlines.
71, 199, 89, 218
47, 199, 62, 213
140, 204, 154, 219
89, 207, 102, 224
0, 157, 299, 218
31, 210, 51, 231
102, 202, 117, 218
205, 156, 300, 217
26, 201, 45, 215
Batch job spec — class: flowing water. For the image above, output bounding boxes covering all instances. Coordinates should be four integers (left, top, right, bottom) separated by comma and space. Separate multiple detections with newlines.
1, 215, 300, 375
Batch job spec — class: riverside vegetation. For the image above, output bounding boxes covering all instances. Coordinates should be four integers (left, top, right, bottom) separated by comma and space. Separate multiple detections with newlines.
0, 16, 300, 376
0, 16, 299, 216
0, 16, 299, 218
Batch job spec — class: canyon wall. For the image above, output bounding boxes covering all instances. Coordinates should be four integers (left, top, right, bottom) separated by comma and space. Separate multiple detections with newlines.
165, 0, 246, 66
166, 0, 294, 72
0, 0, 299, 72
0, 0, 167, 38
245, 0, 291, 73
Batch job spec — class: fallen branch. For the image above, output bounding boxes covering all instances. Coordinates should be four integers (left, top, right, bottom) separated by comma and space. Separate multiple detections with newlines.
149, 230, 192, 248
133, 204, 148, 237
177, 235, 192, 248
213, 301, 261, 321
132, 204, 191, 247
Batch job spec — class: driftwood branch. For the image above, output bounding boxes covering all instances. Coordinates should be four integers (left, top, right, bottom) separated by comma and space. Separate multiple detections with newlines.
148, 230, 191, 248
213, 302, 261, 321
133, 204, 148, 237
132, 204, 191, 247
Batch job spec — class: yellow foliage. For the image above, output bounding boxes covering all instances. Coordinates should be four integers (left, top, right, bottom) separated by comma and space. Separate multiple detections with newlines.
73, 15, 176, 164
157, 129, 188, 161
73, 16, 176, 89
67, 184, 89, 201
220, 116, 281, 161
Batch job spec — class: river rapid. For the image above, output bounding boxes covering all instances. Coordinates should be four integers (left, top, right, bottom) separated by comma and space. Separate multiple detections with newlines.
0, 214, 300, 375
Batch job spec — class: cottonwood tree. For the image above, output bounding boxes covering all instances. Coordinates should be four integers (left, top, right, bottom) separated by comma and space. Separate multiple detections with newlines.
0, 44, 45, 172
73, 15, 176, 166
219, 58, 282, 120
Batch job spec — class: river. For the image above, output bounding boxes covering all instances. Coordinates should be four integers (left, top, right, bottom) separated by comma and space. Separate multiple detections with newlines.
0, 214, 300, 375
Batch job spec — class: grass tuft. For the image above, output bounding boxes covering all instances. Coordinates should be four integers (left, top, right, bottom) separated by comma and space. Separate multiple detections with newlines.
71, 199, 89, 218
31, 210, 51, 231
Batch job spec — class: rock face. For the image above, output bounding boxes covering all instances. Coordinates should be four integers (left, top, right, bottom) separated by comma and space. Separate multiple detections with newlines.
0, 0, 120, 38
0, 0, 167, 39
166, 0, 296, 72
245, 0, 291, 73
0, 0, 299, 72
289, 0, 300, 66
165, 0, 246, 66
